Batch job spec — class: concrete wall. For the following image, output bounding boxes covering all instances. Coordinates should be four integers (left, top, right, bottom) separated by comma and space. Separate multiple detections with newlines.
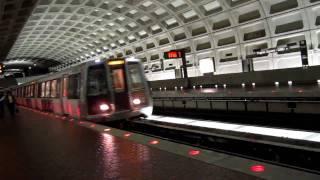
150, 66, 320, 89
0, 77, 17, 90
15, 75, 46, 85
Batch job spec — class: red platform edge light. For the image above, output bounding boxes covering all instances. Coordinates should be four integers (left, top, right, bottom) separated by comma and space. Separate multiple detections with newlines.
149, 140, 159, 145
124, 133, 132, 137
250, 165, 265, 173
188, 150, 201, 156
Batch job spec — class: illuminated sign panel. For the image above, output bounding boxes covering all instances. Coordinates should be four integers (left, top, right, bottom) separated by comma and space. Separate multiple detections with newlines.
199, 58, 214, 74
107, 58, 125, 66
164, 50, 184, 59
163, 49, 190, 85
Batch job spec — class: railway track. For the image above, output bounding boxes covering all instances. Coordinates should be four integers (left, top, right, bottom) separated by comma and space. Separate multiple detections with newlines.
104, 118, 320, 174
153, 107, 320, 132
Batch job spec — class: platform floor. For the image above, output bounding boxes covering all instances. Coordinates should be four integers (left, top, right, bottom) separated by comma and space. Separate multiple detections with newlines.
0, 109, 263, 180
1, 108, 319, 180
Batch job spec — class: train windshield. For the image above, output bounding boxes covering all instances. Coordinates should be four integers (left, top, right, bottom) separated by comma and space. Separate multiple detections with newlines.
87, 65, 108, 96
112, 69, 126, 93
128, 63, 144, 90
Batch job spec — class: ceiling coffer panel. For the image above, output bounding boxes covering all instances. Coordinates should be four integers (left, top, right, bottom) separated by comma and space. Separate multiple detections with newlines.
4, 0, 320, 70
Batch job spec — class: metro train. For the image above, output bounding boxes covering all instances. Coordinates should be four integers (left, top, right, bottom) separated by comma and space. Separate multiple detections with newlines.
11, 58, 153, 122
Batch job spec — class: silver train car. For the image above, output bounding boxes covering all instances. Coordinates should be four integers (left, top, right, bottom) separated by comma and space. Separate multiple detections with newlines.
12, 58, 153, 122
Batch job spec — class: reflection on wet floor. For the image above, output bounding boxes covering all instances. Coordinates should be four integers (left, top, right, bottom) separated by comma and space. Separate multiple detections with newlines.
0, 109, 261, 180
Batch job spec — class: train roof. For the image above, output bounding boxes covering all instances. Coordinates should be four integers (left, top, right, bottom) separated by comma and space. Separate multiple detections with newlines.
13, 58, 142, 87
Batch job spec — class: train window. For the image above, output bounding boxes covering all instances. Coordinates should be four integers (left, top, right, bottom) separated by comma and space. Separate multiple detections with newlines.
30, 85, 34, 97
87, 65, 108, 96
39, 83, 43, 98
51, 80, 57, 98
45, 81, 51, 97
28, 85, 31, 97
26, 86, 29, 97
23, 87, 26, 97
41, 82, 46, 97
35, 84, 38, 98
128, 64, 144, 90
63, 77, 68, 97
68, 74, 81, 99
112, 69, 125, 93
56, 79, 61, 98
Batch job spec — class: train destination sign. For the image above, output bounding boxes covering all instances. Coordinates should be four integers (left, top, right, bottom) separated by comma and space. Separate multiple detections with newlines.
163, 49, 190, 88
164, 50, 185, 59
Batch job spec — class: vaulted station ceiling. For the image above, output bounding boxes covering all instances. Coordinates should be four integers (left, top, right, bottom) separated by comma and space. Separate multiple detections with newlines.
0, 0, 38, 61
3, 0, 320, 77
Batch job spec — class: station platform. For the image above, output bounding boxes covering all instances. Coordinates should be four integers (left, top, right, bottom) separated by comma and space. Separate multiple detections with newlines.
1, 107, 319, 180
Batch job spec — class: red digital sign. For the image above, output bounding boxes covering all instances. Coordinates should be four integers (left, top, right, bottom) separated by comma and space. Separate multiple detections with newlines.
164, 50, 184, 59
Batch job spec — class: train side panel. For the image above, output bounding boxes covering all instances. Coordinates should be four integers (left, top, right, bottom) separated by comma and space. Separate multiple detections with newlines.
11, 59, 153, 122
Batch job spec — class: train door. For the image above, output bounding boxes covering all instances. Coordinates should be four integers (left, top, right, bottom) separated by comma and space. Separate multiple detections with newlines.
86, 64, 109, 115
127, 62, 151, 109
109, 61, 130, 111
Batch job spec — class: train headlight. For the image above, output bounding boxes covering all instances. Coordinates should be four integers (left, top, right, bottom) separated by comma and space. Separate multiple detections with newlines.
132, 98, 141, 105
100, 103, 110, 111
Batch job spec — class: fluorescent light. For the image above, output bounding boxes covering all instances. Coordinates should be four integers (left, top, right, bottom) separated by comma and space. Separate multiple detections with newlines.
147, 115, 320, 142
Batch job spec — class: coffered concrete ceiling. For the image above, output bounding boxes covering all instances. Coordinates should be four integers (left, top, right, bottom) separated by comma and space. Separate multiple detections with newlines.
3, 0, 320, 74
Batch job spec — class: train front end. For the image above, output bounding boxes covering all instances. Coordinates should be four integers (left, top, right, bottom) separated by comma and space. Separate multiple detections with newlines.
85, 58, 152, 122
